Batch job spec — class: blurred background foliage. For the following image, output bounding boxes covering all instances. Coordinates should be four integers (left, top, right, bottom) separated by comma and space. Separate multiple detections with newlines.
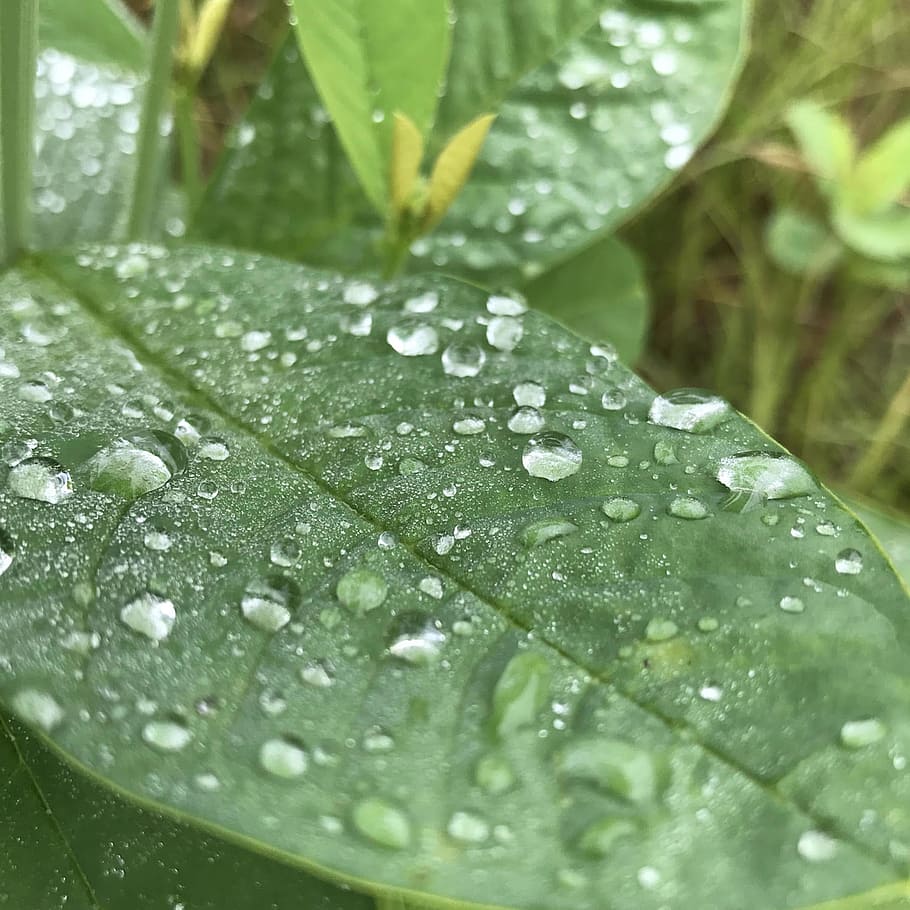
128, 0, 910, 517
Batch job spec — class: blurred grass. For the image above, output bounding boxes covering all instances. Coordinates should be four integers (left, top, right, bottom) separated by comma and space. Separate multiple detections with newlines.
134, 0, 910, 514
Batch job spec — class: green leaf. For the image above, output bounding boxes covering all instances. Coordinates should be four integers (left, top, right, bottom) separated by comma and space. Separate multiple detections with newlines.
2, 244, 909, 909
38, 0, 145, 71
1, 716, 372, 910
846, 117, 910, 214
833, 204, 910, 262
847, 500, 910, 588
786, 101, 856, 196
765, 207, 841, 277
291, 0, 451, 213
197, 0, 749, 284
524, 235, 648, 363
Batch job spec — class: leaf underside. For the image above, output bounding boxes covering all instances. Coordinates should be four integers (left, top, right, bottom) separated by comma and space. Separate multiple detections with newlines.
0, 244, 908, 909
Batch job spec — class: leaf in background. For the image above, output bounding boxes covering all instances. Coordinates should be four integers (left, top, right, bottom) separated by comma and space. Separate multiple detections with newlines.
833, 205, 910, 262
524, 234, 648, 363
38, 0, 145, 71
765, 207, 841, 277
390, 113, 425, 214
0, 244, 908, 909
291, 0, 451, 212
846, 118, 910, 214
847, 500, 910, 587
196, 0, 749, 285
1, 717, 372, 910
786, 101, 856, 196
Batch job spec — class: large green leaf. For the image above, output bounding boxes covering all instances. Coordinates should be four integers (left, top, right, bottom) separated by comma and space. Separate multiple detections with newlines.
1, 244, 908, 909
291, 0, 451, 212
196, 0, 749, 285
849, 500, 910, 587
0, 716, 371, 909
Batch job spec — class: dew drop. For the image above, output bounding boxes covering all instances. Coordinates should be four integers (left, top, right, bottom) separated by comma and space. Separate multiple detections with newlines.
557, 737, 663, 804
648, 388, 731, 433
336, 567, 388, 614
270, 536, 302, 567
120, 592, 176, 641
486, 294, 527, 316
453, 417, 486, 435
493, 652, 551, 737
352, 797, 412, 850
522, 433, 582, 481
645, 618, 678, 642
241, 575, 299, 631
840, 718, 886, 748
779, 595, 805, 614
797, 830, 838, 862
520, 517, 578, 548
508, 406, 545, 435
387, 323, 439, 356
7, 457, 73, 504
343, 281, 379, 306
667, 496, 709, 520
84, 431, 186, 500
486, 316, 523, 352
602, 498, 640, 522
601, 389, 627, 411
577, 818, 638, 857
260, 736, 308, 778
142, 718, 192, 752
475, 753, 514, 794
447, 811, 490, 845
0, 530, 14, 577
442, 343, 485, 377
834, 548, 863, 575
388, 614, 446, 665
11, 688, 64, 732
513, 381, 546, 407
716, 452, 815, 502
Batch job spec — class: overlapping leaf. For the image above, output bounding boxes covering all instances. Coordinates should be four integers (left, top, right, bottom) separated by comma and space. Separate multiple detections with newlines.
0, 244, 908, 908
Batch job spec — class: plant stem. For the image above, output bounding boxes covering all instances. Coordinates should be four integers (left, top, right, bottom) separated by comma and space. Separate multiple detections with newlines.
175, 87, 202, 215
0, 0, 38, 267
849, 368, 910, 490
127, 0, 181, 240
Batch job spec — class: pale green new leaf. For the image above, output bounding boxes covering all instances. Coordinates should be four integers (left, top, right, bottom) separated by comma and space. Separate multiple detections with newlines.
847, 118, 910, 215
0, 717, 371, 910
291, 0, 451, 212
524, 234, 649, 363
833, 205, 910, 262
786, 101, 855, 196
765, 207, 841, 277
0, 244, 908, 909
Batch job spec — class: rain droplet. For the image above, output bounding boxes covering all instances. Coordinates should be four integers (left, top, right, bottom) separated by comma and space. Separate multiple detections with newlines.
270, 536, 302, 567
142, 718, 192, 752
0, 530, 13, 577
301, 662, 334, 688
601, 389, 627, 411
198, 438, 230, 461
557, 737, 664, 804
336, 567, 388, 614
486, 294, 527, 316
840, 718, 886, 748
486, 316, 523, 352
648, 389, 731, 433
493, 652, 551, 737
522, 433, 582, 481
387, 323, 439, 356
602, 498, 640, 522
453, 417, 486, 435
12, 688, 64, 732
508, 406, 545, 435
834, 548, 863, 575
388, 614, 446, 665
18, 379, 52, 403
513, 381, 546, 407
343, 281, 378, 306
797, 830, 838, 862
352, 797, 411, 850
260, 736, 308, 778
241, 575, 299, 631
442, 343, 485, 377
84, 431, 186, 500
120, 592, 176, 641
7, 457, 73, 504
645, 618, 678, 642
667, 496, 709, 520
520, 517, 578, 547
475, 753, 514, 794
716, 452, 815, 502
577, 818, 638, 857
241, 330, 272, 352
447, 811, 490, 844
779, 595, 805, 614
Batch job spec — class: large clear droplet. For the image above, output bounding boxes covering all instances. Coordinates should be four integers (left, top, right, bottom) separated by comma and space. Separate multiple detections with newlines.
513, 381, 546, 408
508, 406, 545, 435
12, 688, 64, 732
834, 548, 863, 575
352, 797, 412, 850
387, 613, 446, 665
716, 451, 815, 503
387, 323, 439, 356
0, 529, 14, 576
7, 457, 73, 504
522, 433, 582, 481
120, 592, 176, 641
142, 718, 192, 752
442, 342, 485, 377
83, 431, 186, 500
260, 736, 308, 778
648, 388, 731, 433
336, 567, 388, 614
241, 575, 299, 631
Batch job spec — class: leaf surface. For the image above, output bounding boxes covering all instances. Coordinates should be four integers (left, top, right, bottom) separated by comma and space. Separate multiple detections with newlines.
0, 245, 908, 909
0, 716, 372, 909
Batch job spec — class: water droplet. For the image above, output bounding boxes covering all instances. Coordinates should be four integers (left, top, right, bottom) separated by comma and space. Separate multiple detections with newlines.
18, 379, 52, 403
7, 457, 73, 504
241, 330, 272, 352
301, 662, 334, 688
352, 798, 411, 850
716, 452, 815, 502
387, 323, 439, 356
198, 438, 230, 461
557, 737, 664, 804
840, 718, 886, 748
447, 811, 490, 844
486, 294, 527, 316
241, 575, 299, 631
815, 520, 838, 537
143, 527, 172, 551
336, 568, 387, 614
0, 530, 13, 577
522, 433, 582, 481
260, 736, 307, 778
388, 614, 446, 665
601, 389, 627, 411
486, 316, 523, 352
602, 498, 640, 522
362, 726, 395, 753
520, 517, 578, 547
475, 753, 514, 794
508, 406, 545, 434
270, 536, 301, 567
667, 496, 709, 520
577, 818, 638, 857
645, 618, 678, 642
648, 388, 731, 433
12, 688, 64, 731
797, 830, 838, 862
142, 718, 192, 752
120, 592, 176, 641
834, 548, 863, 575
344, 281, 378, 306
493, 652, 551, 737
442, 343, 485, 377
653, 440, 679, 465
453, 417, 486, 435
513, 381, 546, 407
84, 431, 186, 500
779, 595, 805, 614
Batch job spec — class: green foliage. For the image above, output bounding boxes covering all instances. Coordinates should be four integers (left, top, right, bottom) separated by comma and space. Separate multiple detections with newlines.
0, 246, 908, 909
765, 208, 841, 277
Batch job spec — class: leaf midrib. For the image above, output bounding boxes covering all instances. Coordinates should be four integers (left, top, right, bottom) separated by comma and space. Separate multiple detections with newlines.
28, 255, 905, 893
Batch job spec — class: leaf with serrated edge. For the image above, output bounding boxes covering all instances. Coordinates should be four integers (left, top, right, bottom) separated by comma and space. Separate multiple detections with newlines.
0, 244, 907, 910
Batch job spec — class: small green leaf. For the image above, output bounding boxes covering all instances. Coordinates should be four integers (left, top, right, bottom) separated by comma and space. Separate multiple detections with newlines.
833, 204, 910, 262
424, 113, 495, 229
291, 0, 451, 212
786, 101, 855, 195
847, 499, 910, 587
765, 207, 842, 276
524, 235, 649, 363
390, 112, 425, 215
846, 117, 910, 214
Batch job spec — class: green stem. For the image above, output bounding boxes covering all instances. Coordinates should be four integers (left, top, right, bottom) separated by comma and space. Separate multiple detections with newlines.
0, 0, 38, 267
175, 86, 202, 215
127, 0, 181, 240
